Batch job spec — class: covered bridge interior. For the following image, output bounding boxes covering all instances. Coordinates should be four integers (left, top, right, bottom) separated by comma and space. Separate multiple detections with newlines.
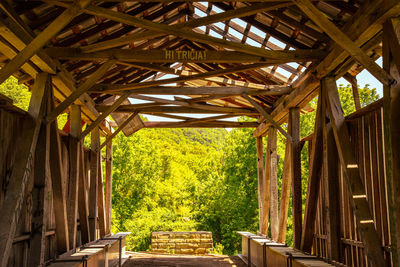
0, 0, 399, 266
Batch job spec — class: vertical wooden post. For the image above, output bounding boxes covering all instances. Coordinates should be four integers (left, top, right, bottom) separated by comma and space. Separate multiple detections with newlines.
49, 96, 70, 254
289, 108, 302, 249
383, 17, 400, 266
105, 141, 113, 235
322, 109, 340, 260
97, 151, 106, 237
78, 144, 90, 244
300, 87, 324, 252
256, 136, 266, 234
89, 127, 100, 241
66, 104, 81, 249
28, 73, 51, 266
277, 141, 291, 243
267, 127, 279, 240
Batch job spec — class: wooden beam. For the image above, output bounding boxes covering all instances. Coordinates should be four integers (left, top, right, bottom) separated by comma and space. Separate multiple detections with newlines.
323, 120, 340, 261
89, 127, 100, 241
0, 72, 48, 267
79, 1, 292, 53
77, 4, 326, 60
97, 150, 106, 237
324, 76, 386, 267
277, 139, 291, 243
288, 107, 302, 249
143, 121, 258, 128
292, 0, 393, 86
105, 141, 113, 235
107, 105, 257, 115
0, 1, 89, 84
78, 143, 90, 244
300, 86, 324, 252
343, 73, 361, 110
256, 137, 266, 234
46, 48, 323, 64
383, 17, 400, 267
46, 60, 116, 124
66, 105, 81, 249
80, 93, 131, 140
28, 74, 51, 266
267, 127, 279, 240
242, 94, 291, 141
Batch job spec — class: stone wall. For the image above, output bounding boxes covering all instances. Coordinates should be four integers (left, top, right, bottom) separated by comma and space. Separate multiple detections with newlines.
151, 231, 213, 255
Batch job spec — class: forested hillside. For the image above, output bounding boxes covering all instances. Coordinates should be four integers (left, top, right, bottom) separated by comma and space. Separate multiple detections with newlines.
0, 77, 379, 255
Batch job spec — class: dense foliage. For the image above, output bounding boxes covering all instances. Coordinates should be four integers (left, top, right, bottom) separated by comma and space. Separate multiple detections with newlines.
0, 78, 379, 255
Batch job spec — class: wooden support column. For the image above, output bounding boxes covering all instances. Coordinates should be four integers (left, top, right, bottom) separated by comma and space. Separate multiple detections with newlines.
28, 73, 51, 266
288, 108, 302, 249
256, 137, 266, 234
97, 150, 106, 238
277, 141, 291, 243
0, 73, 48, 267
49, 96, 70, 254
66, 104, 81, 249
266, 127, 279, 240
105, 141, 113, 235
383, 17, 400, 266
324, 76, 386, 267
322, 120, 340, 261
89, 127, 100, 240
78, 143, 90, 244
301, 86, 324, 252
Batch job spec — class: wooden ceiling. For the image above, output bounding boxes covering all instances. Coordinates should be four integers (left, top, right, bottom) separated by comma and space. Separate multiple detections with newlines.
0, 0, 390, 137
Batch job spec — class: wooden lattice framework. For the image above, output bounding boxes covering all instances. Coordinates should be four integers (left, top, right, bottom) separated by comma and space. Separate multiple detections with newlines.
0, 0, 399, 266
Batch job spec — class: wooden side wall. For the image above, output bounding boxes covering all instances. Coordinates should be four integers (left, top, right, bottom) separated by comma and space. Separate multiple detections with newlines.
0, 106, 100, 266
313, 103, 392, 266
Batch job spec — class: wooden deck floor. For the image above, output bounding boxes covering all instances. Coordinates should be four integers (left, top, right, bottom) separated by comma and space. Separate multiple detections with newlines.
123, 252, 247, 267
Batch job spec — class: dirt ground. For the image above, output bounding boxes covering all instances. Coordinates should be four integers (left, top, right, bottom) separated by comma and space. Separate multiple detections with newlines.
122, 252, 247, 267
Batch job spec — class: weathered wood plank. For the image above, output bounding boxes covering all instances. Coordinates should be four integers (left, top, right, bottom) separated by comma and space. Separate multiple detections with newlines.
78, 143, 90, 244
277, 139, 291, 243
105, 141, 113, 235
324, 76, 386, 267
289, 107, 302, 249
97, 151, 106, 237
0, 72, 48, 267
256, 137, 266, 234
267, 127, 279, 240
89, 127, 100, 241
143, 121, 258, 128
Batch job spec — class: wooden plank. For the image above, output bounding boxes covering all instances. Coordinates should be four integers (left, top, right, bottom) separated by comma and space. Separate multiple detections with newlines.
27, 73, 51, 266
0, 1, 89, 84
277, 140, 291, 243
343, 73, 361, 111
242, 94, 291, 141
78, 143, 90, 244
66, 105, 81, 249
0, 72, 48, 267
267, 127, 279, 240
105, 141, 112, 235
323, 120, 340, 261
46, 47, 323, 64
289, 107, 302, 249
143, 121, 258, 128
383, 17, 400, 267
300, 84, 324, 252
46, 60, 116, 124
97, 150, 106, 237
89, 127, 100, 241
324, 76, 386, 267
256, 137, 266, 234
49, 104, 70, 254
